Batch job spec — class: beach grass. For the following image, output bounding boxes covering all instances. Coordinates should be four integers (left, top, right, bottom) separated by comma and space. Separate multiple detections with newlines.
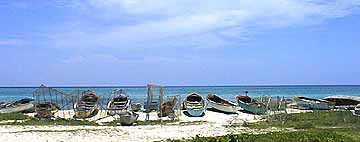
0, 113, 98, 126
0, 113, 28, 121
249, 110, 360, 129
165, 110, 360, 142
164, 128, 358, 142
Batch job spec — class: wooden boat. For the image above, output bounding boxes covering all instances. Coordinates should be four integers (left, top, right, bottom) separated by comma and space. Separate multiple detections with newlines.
0, 98, 34, 114
236, 95, 267, 115
158, 97, 178, 117
324, 95, 360, 109
184, 93, 206, 117
35, 102, 59, 119
107, 90, 131, 116
293, 96, 332, 110
74, 92, 100, 118
207, 94, 239, 113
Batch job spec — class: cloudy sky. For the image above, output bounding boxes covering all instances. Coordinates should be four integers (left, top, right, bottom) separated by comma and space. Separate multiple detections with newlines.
1, 0, 360, 86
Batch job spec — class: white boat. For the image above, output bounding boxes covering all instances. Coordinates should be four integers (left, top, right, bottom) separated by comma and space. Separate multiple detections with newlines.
0, 98, 34, 114
74, 92, 100, 118
184, 92, 206, 117
207, 94, 239, 114
107, 90, 131, 116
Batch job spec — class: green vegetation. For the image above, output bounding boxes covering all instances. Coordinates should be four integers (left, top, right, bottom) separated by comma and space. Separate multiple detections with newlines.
0, 113, 97, 126
165, 129, 358, 142
0, 113, 28, 121
166, 110, 360, 142
249, 110, 360, 129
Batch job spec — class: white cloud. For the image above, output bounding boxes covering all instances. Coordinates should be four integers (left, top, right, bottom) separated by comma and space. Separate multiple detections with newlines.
47, 0, 360, 48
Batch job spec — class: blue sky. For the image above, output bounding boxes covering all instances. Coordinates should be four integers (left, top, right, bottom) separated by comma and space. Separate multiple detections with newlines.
1, 0, 360, 86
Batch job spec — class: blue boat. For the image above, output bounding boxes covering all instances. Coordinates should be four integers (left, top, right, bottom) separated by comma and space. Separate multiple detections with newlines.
184, 92, 206, 117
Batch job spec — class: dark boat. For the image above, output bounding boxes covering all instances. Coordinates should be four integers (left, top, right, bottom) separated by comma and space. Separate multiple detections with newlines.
158, 97, 178, 117
207, 94, 239, 113
35, 102, 59, 119
324, 95, 360, 109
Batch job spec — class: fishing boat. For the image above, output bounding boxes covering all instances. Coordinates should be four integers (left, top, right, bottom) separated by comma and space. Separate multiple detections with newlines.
207, 94, 239, 114
107, 90, 131, 116
74, 92, 100, 118
293, 96, 332, 110
158, 97, 178, 117
0, 98, 34, 114
236, 95, 267, 115
35, 102, 59, 119
184, 93, 206, 117
324, 95, 360, 109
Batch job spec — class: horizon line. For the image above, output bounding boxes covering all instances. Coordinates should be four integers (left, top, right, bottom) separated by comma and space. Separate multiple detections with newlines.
0, 84, 360, 88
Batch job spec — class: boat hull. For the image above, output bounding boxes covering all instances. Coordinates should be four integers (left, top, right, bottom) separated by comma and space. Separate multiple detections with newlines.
74, 92, 99, 119
74, 103, 98, 118
184, 93, 206, 117
238, 101, 267, 115
186, 108, 205, 117
297, 102, 330, 110
0, 103, 34, 114
207, 102, 239, 113
119, 111, 139, 126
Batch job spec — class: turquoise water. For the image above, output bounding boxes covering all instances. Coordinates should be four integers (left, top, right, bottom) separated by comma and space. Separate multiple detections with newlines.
1, 86, 360, 103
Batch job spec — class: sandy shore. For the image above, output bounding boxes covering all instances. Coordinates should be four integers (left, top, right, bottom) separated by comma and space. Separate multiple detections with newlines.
0, 110, 268, 142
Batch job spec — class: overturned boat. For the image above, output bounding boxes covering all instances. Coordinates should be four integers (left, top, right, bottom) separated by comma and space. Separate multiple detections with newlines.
74, 92, 100, 118
107, 90, 131, 116
324, 95, 360, 109
237, 95, 267, 115
292, 96, 332, 110
118, 110, 139, 126
0, 98, 34, 114
207, 94, 239, 114
184, 93, 206, 117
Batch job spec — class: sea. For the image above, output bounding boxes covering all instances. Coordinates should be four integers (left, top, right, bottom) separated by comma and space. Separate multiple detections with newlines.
1, 85, 360, 104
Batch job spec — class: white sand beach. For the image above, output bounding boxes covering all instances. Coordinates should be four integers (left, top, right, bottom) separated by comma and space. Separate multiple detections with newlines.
0, 111, 268, 142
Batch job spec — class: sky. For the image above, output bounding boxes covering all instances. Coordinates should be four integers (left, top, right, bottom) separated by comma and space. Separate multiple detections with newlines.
1, 0, 360, 86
